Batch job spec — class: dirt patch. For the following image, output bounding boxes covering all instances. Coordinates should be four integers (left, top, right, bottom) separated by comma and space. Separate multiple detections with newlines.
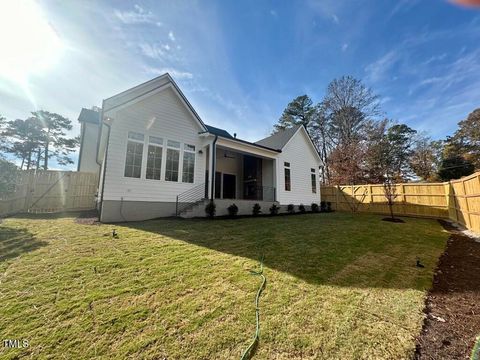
75, 210, 100, 225
415, 220, 480, 360
381, 217, 405, 223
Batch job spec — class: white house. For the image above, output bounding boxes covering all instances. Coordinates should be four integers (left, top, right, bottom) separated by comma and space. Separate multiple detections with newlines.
77, 74, 321, 222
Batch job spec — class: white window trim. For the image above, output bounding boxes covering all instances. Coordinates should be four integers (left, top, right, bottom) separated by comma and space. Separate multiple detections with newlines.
165, 140, 182, 182
124, 131, 146, 179
284, 161, 291, 192
182, 144, 196, 183
145, 136, 164, 181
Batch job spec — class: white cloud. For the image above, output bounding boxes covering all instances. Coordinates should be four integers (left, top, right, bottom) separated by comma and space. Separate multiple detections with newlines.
168, 31, 175, 42
145, 66, 193, 80
113, 4, 161, 26
422, 53, 447, 65
341, 43, 348, 52
364, 50, 399, 83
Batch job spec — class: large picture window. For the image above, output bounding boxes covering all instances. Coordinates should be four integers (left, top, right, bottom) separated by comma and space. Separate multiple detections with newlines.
165, 140, 180, 182
311, 168, 317, 194
284, 162, 291, 191
182, 144, 195, 183
146, 136, 163, 180
124, 131, 144, 178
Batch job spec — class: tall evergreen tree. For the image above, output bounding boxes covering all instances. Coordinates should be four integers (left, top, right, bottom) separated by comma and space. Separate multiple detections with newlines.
273, 95, 315, 133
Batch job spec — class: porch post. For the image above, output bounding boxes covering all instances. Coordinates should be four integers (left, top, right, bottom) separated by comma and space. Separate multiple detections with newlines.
208, 144, 214, 199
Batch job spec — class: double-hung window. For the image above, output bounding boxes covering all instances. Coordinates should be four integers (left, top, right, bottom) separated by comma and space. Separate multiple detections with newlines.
182, 144, 195, 183
311, 168, 317, 193
124, 131, 144, 178
165, 140, 180, 182
146, 136, 163, 180
284, 162, 291, 191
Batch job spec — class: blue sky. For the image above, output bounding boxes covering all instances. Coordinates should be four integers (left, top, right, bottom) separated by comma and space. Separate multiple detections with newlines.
1, 0, 480, 169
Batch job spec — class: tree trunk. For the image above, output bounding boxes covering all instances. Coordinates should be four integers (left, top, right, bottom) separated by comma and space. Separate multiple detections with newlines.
44, 131, 50, 170
20, 156, 25, 170
389, 201, 395, 220
36, 148, 41, 169
26, 149, 32, 170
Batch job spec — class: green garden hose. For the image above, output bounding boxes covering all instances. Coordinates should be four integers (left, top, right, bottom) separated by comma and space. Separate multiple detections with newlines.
472, 335, 480, 360
240, 256, 266, 360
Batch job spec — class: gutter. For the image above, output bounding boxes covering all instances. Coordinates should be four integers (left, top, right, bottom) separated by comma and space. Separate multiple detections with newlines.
210, 135, 218, 201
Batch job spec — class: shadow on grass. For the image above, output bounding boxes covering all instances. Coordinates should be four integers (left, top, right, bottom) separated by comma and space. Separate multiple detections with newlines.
120, 213, 447, 290
0, 226, 48, 262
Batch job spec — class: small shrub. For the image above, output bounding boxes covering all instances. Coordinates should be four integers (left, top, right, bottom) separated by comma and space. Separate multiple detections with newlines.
269, 203, 279, 215
287, 204, 295, 214
320, 201, 327, 212
252, 203, 261, 216
311, 203, 319, 213
227, 203, 239, 217
326, 201, 332, 212
205, 200, 216, 218
299, 204, 306, 213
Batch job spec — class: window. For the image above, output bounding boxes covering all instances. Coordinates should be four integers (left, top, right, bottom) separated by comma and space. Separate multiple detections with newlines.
311, 168, 317, 194
146, 136, 163, 180
182, 144, 195, 183
284, 162, 291, 191
124, 132, 144, 178
165, 140, 180, 182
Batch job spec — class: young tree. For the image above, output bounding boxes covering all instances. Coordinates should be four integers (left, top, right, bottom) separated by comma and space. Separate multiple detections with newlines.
273, 95, 315, 133
383, 176, 399, 220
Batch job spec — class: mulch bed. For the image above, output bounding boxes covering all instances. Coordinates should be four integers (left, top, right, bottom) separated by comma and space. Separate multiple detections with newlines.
381, 217, 405, 223
415, 220, 480, 359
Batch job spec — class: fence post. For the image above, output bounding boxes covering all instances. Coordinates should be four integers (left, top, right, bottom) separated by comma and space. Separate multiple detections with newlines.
335, 185, 339, 211
461, 178, 472, 229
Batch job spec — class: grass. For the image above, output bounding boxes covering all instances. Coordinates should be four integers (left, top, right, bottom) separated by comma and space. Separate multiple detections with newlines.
0, 212, 448, 359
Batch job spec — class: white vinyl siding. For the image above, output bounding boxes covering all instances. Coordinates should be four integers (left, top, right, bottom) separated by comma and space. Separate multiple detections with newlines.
276, 128, 321, 205
102, 87, 208, 202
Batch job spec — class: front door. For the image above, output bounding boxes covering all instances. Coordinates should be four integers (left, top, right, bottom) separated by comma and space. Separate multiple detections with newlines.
222, 174, 236, 199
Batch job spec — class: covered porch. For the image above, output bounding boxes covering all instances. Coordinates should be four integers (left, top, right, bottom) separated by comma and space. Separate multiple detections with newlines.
205, 143, 277, 202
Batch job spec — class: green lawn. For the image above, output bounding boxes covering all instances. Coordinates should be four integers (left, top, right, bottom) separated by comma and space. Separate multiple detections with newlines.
0, 212, 448, 359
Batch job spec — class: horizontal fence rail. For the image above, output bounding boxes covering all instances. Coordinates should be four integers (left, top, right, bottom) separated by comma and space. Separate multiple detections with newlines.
0, 170, 98, 217
321, 171, 480, 233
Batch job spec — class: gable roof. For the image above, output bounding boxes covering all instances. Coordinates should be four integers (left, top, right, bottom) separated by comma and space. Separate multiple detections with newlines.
102, 73, 207, 131
78, 108, 100, 124
205, 124, 233, 138
255, 125, 301, 150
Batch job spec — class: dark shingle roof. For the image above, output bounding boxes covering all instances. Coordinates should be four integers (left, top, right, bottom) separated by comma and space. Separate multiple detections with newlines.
205, 124, 233, 138
255, 125, 301, 150
78, 108, 101, 124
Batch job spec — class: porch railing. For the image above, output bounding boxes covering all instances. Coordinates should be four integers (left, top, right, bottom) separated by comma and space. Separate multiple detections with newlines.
241, 185, 276, 202
175, 183, 207, 216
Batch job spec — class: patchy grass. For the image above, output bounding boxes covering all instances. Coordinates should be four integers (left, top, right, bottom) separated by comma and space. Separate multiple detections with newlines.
0, 212, 448, 359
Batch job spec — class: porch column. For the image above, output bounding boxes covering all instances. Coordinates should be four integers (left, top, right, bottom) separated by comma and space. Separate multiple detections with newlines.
207, 143, 214, 199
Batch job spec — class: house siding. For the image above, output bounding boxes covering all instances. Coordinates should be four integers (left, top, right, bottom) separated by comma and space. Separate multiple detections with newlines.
276, 129, 320, 205
78, 122, 101, 173
102, 87, 208, 203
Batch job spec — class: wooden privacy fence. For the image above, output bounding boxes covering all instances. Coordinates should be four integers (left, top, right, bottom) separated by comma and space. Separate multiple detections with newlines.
321, 171, 480, 233
0, 170, 98, 217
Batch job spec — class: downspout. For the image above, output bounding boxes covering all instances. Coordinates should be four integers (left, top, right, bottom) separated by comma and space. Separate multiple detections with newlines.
99, 121, 112, 221
210, 135, 218, 201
